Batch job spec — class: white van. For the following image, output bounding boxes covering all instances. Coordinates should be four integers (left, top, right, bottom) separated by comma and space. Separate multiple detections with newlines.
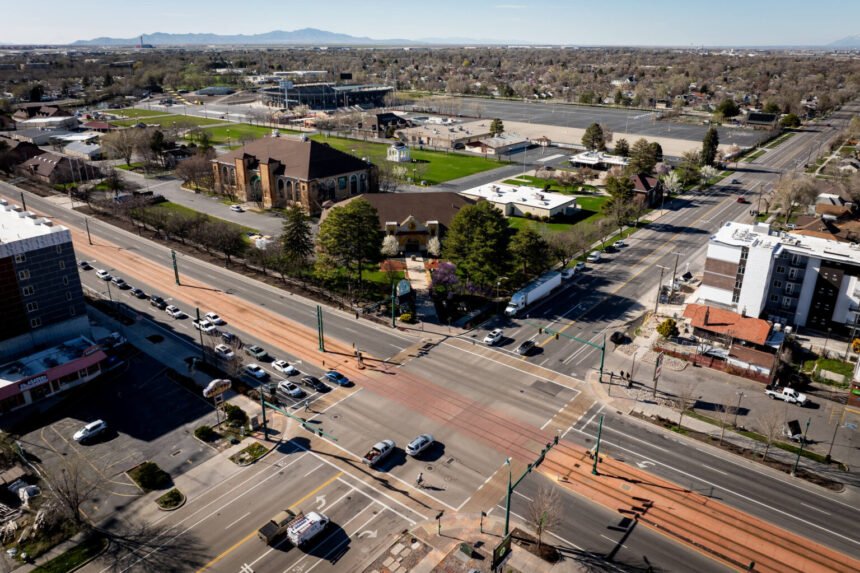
286, 511, 329, 546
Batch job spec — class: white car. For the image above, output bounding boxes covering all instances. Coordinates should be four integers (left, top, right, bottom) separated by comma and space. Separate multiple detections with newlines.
586, 251, 602, 263
483, 328, 503, 346
278, 380, 305, 398
165, 305, 185, 319
214, 344, 235, 360
73, 420, 107, 443
614, 240, 626, 248
204, 312, 226, 325
273, 360, 299, 375
244, 363, 269, 380
96, 269, 111, 281
405, 434, 434, 457
229, 205, 244, 213
193, 319, 217, 334
574, 261, 586, 272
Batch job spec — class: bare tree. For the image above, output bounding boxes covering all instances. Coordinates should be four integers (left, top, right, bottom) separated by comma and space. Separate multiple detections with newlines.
675, 383, 698, 429
758, 408, 784, 461
95, 522, 208, 573
527, 486, 561, 551
175, 154, 214, 192
715, 404, 736, 446
774, 174, 818, 224
48, 458, 101, 527
102, 129, 145, 167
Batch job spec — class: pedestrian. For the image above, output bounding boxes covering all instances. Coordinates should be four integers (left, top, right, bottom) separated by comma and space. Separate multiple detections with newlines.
416, 472, 424, 487
303, 399, 310, 412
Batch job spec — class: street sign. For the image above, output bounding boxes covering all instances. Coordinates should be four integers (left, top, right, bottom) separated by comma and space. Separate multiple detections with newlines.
492, 533, 512, 571
653, 352, 664, 381
203, 378, 231, 398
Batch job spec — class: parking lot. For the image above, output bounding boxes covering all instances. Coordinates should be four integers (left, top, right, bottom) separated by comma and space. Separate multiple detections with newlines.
15, 351, 217, 521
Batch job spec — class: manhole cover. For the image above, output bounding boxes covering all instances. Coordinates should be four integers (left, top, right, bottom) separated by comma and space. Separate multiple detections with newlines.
332, 414, 340, 420
425, 465, 434, 472
445, 457, 455, 465
171, 450, 181, 457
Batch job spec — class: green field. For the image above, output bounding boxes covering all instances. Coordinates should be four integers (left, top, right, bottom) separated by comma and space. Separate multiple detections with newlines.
32, 535, 106, 573
199, 123, 298, 144
507, 194, 610, 235
112, 114, 221, 128
311, 135, 504, 185
103, 108, 173, 119
147, 202, 259, 236
742, 149, 767, 163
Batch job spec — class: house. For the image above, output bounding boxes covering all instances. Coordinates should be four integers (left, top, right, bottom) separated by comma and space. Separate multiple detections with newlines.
744, 112, 778, 129
211, 136, 377, 215
7, 128, 72, 146
19, 153, 79, 185
631, 173, 664, 208
466, 133, 530, 156
82, 120, 115, 133
534, 136, 552, 147
64, 141, 103, 161
330, 192, 475, 253
0, 138, 44, 171
386, 142, 411, 163
460, 183, 578, 219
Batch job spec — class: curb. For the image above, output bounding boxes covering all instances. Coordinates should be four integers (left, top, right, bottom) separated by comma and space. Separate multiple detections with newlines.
156, 491, 187, 512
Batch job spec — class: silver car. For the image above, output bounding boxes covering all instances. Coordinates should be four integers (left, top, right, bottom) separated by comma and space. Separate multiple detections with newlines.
405, 434, 434, 457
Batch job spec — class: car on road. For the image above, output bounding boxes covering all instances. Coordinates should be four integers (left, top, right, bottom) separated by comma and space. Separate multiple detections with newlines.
73, 420, 108, 443
129, 287, 147, 299
204, 312, 226, 325
405, 434, 434, 457
244, 364, 269, 380
574, 261, 586, 272
301, 376, 330, 393
230, 205, 244, 213
214, 344, 235, 360
245, 345, 269, 360
111, 277, 129, 289
277, 380, 305, 398
614, 240, 626, 248
150, 295, 167, 310
165, 305, 185, 319
731, 179, 742, 184
736, 196, 750, 204
561, 268, 576, 280
221, 331, 239, 345
78, 260, 93, 270
273, 360, 299, 375
483, 328, 503, 346
324, 370, 351, 387
610, 331, 627, 345
586, 251, 602, 263
96, 269, 111, 281
516, 339, 536, 356
192, 319, 217, 334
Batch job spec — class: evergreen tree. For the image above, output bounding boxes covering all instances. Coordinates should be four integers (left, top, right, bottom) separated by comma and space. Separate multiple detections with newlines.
701, 127, 719, 167
582, 123, 606, 151
489, 118, 505, 136
317, 199, 381, 290
614, 138, 630, 157
510, 227, 552, 279
281, 205, 315, 273
442, 201, 510, 289
628, 138, 657, 175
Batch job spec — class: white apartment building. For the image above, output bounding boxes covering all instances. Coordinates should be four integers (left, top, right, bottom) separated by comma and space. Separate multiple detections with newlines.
698, 221, 860, 335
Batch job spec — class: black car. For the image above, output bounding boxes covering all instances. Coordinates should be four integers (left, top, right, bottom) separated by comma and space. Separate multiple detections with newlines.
150, 295, 167, 310
301, 376, 330, 393
610, 331, 627, 345
515, 340, 536, 356
78, 260, 93, 270
130, 287, 147, 299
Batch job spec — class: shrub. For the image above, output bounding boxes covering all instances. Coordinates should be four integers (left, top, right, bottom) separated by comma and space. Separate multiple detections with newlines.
223, 403, 248, 427
194, 425, 218, 442
130, 462, 171, 491
656, 318, 680, 339
399, 312, 414, 323
156, 488, 184, 510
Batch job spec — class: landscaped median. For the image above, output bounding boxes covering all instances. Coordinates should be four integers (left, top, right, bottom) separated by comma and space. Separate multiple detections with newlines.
30, 533, 107, 573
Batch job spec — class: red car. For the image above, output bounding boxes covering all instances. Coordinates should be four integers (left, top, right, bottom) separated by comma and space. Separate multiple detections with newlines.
736, 196, 750, 204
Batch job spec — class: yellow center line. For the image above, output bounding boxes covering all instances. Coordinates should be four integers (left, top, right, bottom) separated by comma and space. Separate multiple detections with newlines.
196, 470, 343, 572
537, 194, 733, 347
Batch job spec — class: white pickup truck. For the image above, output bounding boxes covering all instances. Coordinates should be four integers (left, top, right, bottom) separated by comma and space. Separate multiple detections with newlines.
362, 440, 395, 467
192, 319, 217, 334
765, 384, 808, 406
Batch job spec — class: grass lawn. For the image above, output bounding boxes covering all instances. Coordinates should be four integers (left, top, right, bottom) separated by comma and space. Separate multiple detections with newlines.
116, 162, 144, 171
742, 149, 767, 163
112, 114, 221, 128
199, 123, 297, 144
507, 217, 577, 234
147, 202, 259, 236
103, 108, 173, 119
765, 132, 796, 149
804, 357, 854, 378
32, 534, 107, 573
364, 268, 405, 286
311, 134, 504, 185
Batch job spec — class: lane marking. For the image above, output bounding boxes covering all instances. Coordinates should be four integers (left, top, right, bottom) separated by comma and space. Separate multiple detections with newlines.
800, 503, 831, 516
224, 512, 251, 530
513, 490, 533, 502
337, 477, 418, 525
303, 463, 324, 477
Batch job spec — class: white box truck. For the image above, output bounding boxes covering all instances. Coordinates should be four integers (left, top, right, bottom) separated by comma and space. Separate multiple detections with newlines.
286, 511, 329, 547
504, 271, 562, 316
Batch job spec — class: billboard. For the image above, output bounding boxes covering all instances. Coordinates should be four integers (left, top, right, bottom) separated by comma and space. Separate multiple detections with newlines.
203, 378, 231, 398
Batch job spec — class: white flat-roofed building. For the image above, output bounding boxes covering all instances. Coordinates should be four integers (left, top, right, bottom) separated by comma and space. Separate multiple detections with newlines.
570, 151, 629, 169
467, 133, 530, 155
459, 183, 577, 219
698, 221, 860, 335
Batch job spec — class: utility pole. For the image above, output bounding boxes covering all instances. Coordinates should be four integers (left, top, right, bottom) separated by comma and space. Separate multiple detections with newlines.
195, 307, 206, 363
503, 435, 560, 536
20, 192, 26, 212
592, 414, 604, 475
734, 391, 745, 427
654, 265, 669, 314
790, 417, 811, 477
671, 251, 683, 291
85, 218, 93, 245
391, 282, 396, 328
316, 305, 326, 352
171, 250, 180, 285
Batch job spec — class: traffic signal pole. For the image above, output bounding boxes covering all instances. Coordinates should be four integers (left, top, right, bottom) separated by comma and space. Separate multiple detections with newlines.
504, 435, 560, 536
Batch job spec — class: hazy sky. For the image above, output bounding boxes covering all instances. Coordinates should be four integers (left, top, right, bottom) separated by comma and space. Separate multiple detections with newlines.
2, 0, 857, 46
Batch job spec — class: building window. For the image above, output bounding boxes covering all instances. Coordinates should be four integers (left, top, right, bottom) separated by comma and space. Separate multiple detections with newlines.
782, 297, 793, 308
30, 317, 41, 328
58, 260, 65, 270
26, 302, 38, 312
65, 292, 72, 301
770, 294, 779, 302
785, 283, 794, 295
14, 254, 26, 263
788, 268, 799, 280
18, 269, 30, 280
62, 276, 69, 285
69, 306, 76, 316
773, 280, 782, 289
56, 245, 63, 254
776, 265, 785, 274
22, 285, 34, 296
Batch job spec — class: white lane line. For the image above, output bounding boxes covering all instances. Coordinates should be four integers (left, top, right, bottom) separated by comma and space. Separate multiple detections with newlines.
800, 502, 831, 516
600, 533, 628, 549
303, 462, 324, 477
513, 490, 533, 502
536, 153, 565, 163
540, 402, 568, 430
224, 511, 251, 530
570, 427, 859, 547
337, 477, 417, 525
299, 508, 383, 573
706, 466, 729, 476
304, 387, 363, 422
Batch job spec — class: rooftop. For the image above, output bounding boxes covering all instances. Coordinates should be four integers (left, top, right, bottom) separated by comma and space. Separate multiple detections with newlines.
683, 303, 772, 346
0, 200, 68, 250
460, 183, 577, 211
0, 336, 103, 388
398, 120, 492, 141
570, 150, 629, 166
711, 221, 860, 264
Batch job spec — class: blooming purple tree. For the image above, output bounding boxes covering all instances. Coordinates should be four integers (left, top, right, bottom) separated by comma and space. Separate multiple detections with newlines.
431, 262, 459, 299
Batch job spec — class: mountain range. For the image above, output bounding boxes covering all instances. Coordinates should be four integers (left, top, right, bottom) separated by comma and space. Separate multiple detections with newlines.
72, 28, 422, 46
829, 34, 860, 48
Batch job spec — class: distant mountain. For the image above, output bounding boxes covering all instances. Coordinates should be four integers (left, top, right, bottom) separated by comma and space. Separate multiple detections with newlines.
828, 35, 860, 48
72, 28, 417, 46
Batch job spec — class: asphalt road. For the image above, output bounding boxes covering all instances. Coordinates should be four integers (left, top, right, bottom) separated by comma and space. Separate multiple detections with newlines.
429, 97, 768, 149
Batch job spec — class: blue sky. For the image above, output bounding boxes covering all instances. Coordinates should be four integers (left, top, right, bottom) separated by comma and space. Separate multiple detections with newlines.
2, 0, 857, 45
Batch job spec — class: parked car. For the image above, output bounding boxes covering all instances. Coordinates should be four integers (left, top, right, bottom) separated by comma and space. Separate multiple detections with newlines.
615, 240, 626, 248
301, 376, 329, 393
586, 251, 602, 263
324, 370, 351, 387
245, 345, 269, 360
204, 312, 226, 325
483, 329, 503, 346
96, 269, 111, 281
574, 261, 586, 272
731, 178, 741, 184
73, 420, 108, 443
230, 205, 245, 213
78, 260, 93, 270
214, 344, 235, 360
244, 364, 269, 380
165, 305, 185, 319
736, 196, 750, 204
111, 277, 129, 289
515, 340, 536, 356
405, 434, 434, 457
193, 319, 217, 334
278, 380, 305, 398
150, 295, 167, 310
561, 268, 576, 280
221, 331, 240, 345
273, 360, 299, 376
130, 287, 147, 299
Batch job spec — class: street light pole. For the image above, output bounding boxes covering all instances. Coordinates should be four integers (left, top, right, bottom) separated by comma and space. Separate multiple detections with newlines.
592, 414, 604, 475
734, 391, 745, 427
654, 265, 668, 314
790, 417, 811, 477
503, 457, 512, 536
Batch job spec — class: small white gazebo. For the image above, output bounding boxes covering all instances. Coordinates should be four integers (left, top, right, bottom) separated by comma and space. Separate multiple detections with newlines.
387, 142, 411, 163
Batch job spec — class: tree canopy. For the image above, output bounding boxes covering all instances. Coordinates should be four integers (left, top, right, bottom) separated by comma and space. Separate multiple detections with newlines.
582, 123, 607, 151
509, 227, 552, 279
442, 201, 510, 289
317, 199, 382, 289
715, 99, 740, 118
701, 127, 719, 167
627, 138, 658, 175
